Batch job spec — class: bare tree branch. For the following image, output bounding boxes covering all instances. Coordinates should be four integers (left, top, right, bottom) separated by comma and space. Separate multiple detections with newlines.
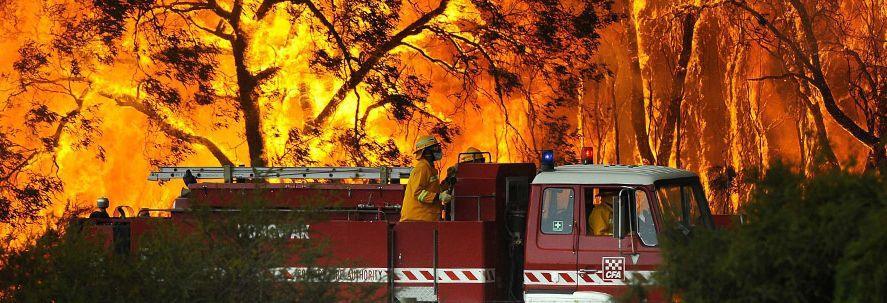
787, 0, 880, 147
100, 92, 235, 166
400, 42, 463, 74
359, 99, 446, 130
310, 0, 451, 128
729, 0, 815, 70
747, 73, 815, 83
1, 78, 89, 183
731, 0, 881, 149
255, 0, 288, 19
843, 48, 878, 91
255, 66, 281, 83
206, 0, 232, 19
302, 0, 353, 66
183, 16, 234, 41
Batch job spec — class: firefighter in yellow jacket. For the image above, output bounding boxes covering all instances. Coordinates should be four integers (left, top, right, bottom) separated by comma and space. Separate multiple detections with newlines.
589, 190, 616, 236
400, 135, 453, 222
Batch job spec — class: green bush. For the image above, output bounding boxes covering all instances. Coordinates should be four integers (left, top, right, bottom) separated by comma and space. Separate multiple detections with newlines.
834, 206, 887, 303
0, 202, 377, 302
654, 163, 885, 302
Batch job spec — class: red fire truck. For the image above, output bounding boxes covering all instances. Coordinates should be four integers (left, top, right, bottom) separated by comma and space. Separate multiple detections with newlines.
85, 151, 717, 302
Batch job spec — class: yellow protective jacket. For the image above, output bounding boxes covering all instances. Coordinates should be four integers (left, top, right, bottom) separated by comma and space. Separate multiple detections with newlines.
589, 203, 613, 236
400, 159, 443, 222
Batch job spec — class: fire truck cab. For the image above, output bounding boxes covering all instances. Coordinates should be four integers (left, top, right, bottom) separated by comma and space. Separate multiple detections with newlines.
523, 164, 713, 302
85, 155, 714, 302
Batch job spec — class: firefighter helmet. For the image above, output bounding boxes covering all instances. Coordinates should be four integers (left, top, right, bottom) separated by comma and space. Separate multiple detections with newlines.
96, 197, 109, 209
459, 147, 484, 163
413, 135, 441, 157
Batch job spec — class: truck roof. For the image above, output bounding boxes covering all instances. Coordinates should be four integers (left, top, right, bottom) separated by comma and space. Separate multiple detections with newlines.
531, 164, 697, 185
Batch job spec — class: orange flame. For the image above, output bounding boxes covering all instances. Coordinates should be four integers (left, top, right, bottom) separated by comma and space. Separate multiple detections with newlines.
0, 0, 876, 238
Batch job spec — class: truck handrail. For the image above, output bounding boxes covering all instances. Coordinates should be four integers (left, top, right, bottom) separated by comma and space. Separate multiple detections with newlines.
136, 207, 399, 221
148, 166, 412, 184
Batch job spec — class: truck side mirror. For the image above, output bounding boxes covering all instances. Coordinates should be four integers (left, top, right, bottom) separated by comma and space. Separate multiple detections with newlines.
613, 188, 635, 239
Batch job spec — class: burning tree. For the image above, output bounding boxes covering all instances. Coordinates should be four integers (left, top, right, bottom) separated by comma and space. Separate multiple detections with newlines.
727, 0, 885, 169
0, 0, 617, 226
80, 0, 618, 169
1, 38, 100, 226
569, 0, 882, 212
0, 0, 882, 228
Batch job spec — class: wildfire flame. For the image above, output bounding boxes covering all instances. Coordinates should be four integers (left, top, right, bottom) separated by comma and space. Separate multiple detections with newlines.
0, 0, 879, 238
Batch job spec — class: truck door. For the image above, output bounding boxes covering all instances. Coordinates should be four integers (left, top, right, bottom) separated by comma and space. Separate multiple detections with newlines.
576, 187, 659, 295
524, 186, 578, 293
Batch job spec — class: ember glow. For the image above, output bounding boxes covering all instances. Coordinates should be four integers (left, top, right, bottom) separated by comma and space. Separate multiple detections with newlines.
0, 0, 882, 234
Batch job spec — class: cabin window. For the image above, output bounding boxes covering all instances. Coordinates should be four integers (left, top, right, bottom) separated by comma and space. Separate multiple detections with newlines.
635, 191, 658, 246
540, 188, 573, 234
656, 182, 706, 227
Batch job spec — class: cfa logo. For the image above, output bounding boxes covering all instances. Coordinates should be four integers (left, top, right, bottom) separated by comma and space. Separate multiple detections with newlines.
602, 257, 625, 281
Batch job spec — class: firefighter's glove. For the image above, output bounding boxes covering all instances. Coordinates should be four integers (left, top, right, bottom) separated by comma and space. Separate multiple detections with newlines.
438, 192, 454, 204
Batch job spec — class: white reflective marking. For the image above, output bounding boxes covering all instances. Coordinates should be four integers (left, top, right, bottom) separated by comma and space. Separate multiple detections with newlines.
523, 270, 654, 286
273, 267, 495, 284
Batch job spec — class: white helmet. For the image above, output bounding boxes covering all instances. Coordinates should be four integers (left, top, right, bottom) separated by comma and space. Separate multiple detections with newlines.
96, 197, 109, 209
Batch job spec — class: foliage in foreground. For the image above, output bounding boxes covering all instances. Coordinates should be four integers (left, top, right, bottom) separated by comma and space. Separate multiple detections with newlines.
649, 163, 885, 302
0, 202, 377, 302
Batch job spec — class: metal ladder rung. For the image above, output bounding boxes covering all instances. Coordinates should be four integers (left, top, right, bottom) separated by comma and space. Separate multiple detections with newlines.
148, 166, 412, 182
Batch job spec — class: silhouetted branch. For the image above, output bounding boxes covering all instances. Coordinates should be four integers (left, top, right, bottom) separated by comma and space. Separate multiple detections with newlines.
359, 99, 446, 130
101, 92, 235, 166
747, 73, 814, 83
399, 42, 463, 74
311, 0, 451, 128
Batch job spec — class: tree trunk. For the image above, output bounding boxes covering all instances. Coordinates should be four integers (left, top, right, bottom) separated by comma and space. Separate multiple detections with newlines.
796, 112, 809, 170
788, 0, 880, 161
675, 103, 681, 168
798, 82, 839, 169
875, 88, 887, 169
232, 33, 268, 167
656, 10, 699, 166
748, 81, 770, 168
612, 78, 621, 164
625, 1, 656, 165
725, 31, 749, 208
731, 0, 882, 166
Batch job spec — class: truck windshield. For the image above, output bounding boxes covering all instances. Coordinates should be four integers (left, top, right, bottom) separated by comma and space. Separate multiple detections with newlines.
655, 181, 711, 228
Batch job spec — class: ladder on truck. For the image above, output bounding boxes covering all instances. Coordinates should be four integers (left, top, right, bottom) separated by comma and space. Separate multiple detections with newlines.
148, 166, 412, 184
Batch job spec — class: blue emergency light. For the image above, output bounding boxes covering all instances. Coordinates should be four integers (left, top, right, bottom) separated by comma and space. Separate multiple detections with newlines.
540, 150, 554, 171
